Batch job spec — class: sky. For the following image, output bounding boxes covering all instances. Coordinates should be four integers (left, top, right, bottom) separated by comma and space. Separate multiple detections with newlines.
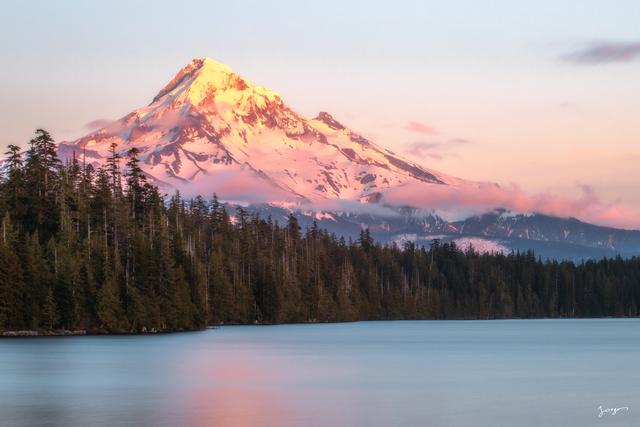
1, 0, 639, 227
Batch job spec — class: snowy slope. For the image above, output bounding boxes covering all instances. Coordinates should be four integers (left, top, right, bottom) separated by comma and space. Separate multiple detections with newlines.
59, 58, 477, 204
245, 204, 640, 261
57, 58, 640, 260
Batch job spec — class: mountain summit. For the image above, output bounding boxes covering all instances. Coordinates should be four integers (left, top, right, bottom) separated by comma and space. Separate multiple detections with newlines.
151, 57, 281, 110
60, 57, 470, 204
56, 57, 640, 259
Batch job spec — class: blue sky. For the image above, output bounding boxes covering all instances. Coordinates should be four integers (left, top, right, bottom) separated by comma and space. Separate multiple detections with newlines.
1, 0, 639, 224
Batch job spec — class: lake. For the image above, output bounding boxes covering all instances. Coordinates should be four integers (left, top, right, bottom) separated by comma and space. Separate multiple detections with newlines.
0, 319, 638, 427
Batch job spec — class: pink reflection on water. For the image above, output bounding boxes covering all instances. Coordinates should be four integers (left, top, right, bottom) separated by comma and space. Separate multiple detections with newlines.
167, 331, 366, 427
185, 386, 292, 427
177, 348, 297, 427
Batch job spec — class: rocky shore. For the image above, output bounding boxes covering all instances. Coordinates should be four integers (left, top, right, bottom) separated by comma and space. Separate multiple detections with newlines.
1, 327, 201, 337
2, 329, 87, 337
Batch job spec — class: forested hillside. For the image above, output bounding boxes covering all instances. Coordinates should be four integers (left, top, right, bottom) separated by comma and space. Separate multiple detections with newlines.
0, 130, 639, 333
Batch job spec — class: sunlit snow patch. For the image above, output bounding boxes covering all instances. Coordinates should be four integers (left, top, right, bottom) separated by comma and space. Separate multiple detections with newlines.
453, 237, 507, 254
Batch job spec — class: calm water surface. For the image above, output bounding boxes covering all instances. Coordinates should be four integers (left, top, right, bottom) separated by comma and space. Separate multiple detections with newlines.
0, 319, 638, 427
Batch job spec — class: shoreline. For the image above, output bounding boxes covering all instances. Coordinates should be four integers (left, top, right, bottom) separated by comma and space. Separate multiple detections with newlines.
1, 328, 204, 337
2, 316, 637, 337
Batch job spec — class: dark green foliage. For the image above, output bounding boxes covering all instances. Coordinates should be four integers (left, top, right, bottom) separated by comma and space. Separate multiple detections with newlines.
0, 130, 640, 332
42, 287, 59, 330
0, 132, 201, 332
0, 215, 25, 329
96, 274, 125, 330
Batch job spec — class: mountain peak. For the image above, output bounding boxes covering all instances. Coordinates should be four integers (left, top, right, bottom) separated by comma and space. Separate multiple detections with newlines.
152, 57, 234, 103
152, 57, 280, 106
63, 58, 454, 205
194, 57, 234, 73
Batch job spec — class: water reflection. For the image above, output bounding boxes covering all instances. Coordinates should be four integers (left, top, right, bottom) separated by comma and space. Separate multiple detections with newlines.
180, 349, 293, 427
0, 320, 639, 427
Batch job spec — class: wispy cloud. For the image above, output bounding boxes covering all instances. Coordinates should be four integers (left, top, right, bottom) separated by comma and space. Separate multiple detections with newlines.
449, 138, 473, 144
560, 41, 640, 65
183, 168, 300, 204
405, 138, 474, 159
405, 141, 440, 156
405, 121, 437, 135
84, 119, 114, 130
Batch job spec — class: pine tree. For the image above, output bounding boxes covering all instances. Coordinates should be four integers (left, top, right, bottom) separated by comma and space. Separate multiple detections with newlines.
125, 147, 147, 223
97, 273, 126, 331
105, 142, 122, 195
2, 144, 24, 218
42, 287, 59, 330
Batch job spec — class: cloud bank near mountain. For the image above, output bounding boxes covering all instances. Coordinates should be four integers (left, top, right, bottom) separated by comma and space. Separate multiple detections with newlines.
382, 182, 640, 230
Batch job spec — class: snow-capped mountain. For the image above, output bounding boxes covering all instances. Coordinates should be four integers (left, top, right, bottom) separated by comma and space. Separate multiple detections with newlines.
245, 205, 640, 261
58, 57, 640, 260
59, 57, 474, 204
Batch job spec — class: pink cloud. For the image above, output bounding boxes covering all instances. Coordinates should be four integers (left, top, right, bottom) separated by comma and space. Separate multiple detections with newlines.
173, 168, 301, 204
405, 121, 437, 135
382, 182, 640, 230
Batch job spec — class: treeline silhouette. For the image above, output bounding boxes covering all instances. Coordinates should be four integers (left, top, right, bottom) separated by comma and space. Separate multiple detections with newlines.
0, 130, 639, 332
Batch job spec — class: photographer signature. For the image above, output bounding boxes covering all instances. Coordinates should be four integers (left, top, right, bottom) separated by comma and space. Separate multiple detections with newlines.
597, 405, 629, 418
